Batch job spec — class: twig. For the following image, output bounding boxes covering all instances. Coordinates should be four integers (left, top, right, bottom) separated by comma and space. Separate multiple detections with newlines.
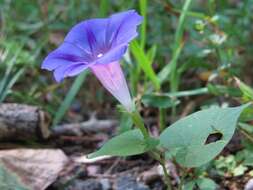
52, 114, 118, 137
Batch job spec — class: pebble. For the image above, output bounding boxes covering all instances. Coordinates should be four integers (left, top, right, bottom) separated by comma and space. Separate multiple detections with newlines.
245, 179, 253, 190
67, 179, 102, 190
116, 175, 150, 190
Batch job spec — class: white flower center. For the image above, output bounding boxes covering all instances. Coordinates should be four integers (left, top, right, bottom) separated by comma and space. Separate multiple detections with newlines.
97, 53, 103, 58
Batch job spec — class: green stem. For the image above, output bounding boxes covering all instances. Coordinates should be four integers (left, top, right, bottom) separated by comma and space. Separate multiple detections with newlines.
161, 160, 173, 190
238, 126, 253, 144
151, 152, 172, 190
178, 169, 187, 190
165, 87, 208, 98
130, 109, 173, 189
130, 110, 149, 139
178, 167, 187, 190
159, 108, 166, 132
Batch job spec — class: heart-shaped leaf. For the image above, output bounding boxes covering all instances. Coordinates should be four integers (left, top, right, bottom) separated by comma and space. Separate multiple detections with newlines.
160, 104, 249, 167
89, 129, 159, 158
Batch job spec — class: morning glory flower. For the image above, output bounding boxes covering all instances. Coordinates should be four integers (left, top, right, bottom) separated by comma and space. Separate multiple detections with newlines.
41, 10, 143, 112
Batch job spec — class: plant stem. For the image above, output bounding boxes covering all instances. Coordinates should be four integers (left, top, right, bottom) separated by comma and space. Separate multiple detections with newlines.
152, 152, 173, 190
159, 108, 166, 131
178, 169, 187, 190
130, 110, 149, 139
130, 110, 173, 189
161, 160, 173, 190
239, 127, 253, 144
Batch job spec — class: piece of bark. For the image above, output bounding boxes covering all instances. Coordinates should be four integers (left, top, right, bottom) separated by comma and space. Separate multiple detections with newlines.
0, 103, 117, 141
0, 103, 50, 141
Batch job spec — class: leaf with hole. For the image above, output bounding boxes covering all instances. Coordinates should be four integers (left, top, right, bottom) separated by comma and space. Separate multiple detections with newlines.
160, 104, 250, 167
89, 129, 159, 158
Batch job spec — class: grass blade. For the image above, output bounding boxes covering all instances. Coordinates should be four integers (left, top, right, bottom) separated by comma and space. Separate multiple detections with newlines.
0, 68, 24, 103
139, 0, 147, 49
130, 40, 160, 90
158, 0, 193, 88
99, 0, 109, 17
52, 71, 88, 127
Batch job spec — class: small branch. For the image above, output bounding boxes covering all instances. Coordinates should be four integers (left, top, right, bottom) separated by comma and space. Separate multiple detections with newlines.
52, 114, 118, 137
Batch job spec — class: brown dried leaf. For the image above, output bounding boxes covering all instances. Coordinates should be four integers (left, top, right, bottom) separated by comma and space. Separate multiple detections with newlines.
0, 149, 69, 190
49, 32, 64, 45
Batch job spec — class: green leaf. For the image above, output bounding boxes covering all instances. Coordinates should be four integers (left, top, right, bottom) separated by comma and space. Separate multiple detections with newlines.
235, 78, 253, 101
160, 104, 250, 167
130, 40, 160, 90
146, 45, 157, 65
236, 149, 253, 167
239, 106, 253, 122
183, 178, 218, 190
118, 112, 133, 133
196, 177, 218, 190
232, 164, 247, 176
183, 181, 196, 190
89, 129, 159, 158
142, 93, 180, 108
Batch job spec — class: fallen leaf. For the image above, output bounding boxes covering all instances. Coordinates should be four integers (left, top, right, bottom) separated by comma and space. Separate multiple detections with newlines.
0, 149, 69, 190
49, 32, 64, 45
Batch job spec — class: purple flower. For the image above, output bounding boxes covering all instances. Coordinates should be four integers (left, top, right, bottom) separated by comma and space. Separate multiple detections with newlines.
41, 10, 143, 112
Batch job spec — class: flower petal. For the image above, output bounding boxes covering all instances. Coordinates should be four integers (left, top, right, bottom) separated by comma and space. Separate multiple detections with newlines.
96, 44, 127, 65
53, 63, 88, 82
106, 10, 143, 47
41, 42, 90, 71
41, 10, 142, 86
90, 61, 134, 112
64, 18, 108, 56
